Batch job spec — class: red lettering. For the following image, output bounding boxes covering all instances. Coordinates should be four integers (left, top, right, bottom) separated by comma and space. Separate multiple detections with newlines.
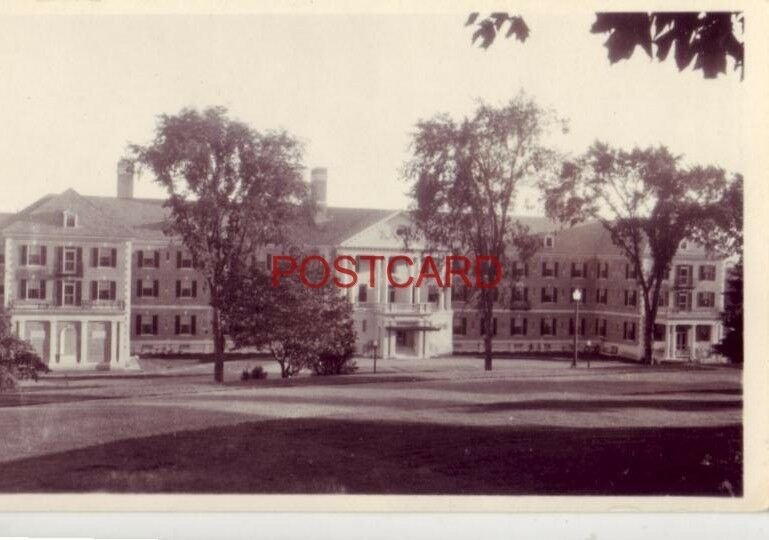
475, 256, 503, 289
358, 255, 385, 287
333, 255, 358, 288
272, 255, 298, 287
387, 255, 414, 288
299, 255, 331, 289
415, 255, 444, 288
445, 255, 472, 288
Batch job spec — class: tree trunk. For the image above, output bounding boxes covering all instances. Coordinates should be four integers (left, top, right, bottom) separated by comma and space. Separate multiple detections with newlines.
212, 307, 225, 383
643, 310, 655, 365
482, 298, 493, 371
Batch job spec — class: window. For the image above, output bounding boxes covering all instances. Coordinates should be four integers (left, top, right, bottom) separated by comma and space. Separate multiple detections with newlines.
91, 247, 117, 268
510, 317, 528, 336
570, 261, 587, 278
176, 280, 198, 298
24, 245, 47, 266
663, 267, 670, 280
136, 315, 158, 336
658, 290, 669, 307
570, 287, 587, 303
137, 250, 160, 268
541, 286, 558, 303
569, 318, 586, 336
357, 284, 368, 303
541, 261, 559, 278
427, 285, 440, 304
511, 285, 528, 303
91, 280, 116, 301
653, 324, 666, 342
544, 235, 554, 248
675, 291, 692, 311
697, 291, 716, 308
512, 261, 528, 278
595, 319, 607, 337
63, 211, 77, 228
63, 247, 78, 273
680, 241, 688, 250
624, 289, 637, 306
177, 251, 193, 269
137, 279, 159, 298
452, 283, 468, 302
625, 264, 638, 279
388, 286, 396, 303
175, 315, 198, 336
595, 288, 608, 304
63, 281, 77, 306
361, 320, 367, 333
540, 318, 557, 336
480, 317, 497, 336
623, 322, 637, 341
19, 279, 46, 300
675, 265, 693, 287
454, 317, 467, 336
699, 265, 716, 281
596, 261, 609, 279
696, 325, 712, 342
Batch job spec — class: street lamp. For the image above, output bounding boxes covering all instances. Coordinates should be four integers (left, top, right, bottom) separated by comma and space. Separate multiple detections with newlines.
371, 339, 379, 373
571, 288, 582, 368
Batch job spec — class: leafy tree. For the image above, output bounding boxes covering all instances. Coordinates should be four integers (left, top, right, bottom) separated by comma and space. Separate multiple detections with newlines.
541, 143, 739, 364
401, 94, 560, 371
466, 12, 744, 80
715, 259, 743, 364
132, 107, 310, 383
226, 260, 357, 379
0, 307, 48, 391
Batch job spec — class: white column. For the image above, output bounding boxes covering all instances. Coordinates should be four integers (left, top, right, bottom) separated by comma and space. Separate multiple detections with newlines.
411, 256, 420, 304
382, 256, 390, 305
80, 321, 88, 364
17, 319, 26, 339
48, 320, 58, 366
415, 330, 423, 358
110, 320, 119, 364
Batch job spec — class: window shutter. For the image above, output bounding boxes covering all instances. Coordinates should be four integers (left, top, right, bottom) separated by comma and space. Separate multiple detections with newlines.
553, 288, 558, 303
110, 281, 116, 300
135, 315, 142, 335
523, 318, 528, 336
554, 262, 559, 277
91, 281, 98, 300
75, 281, 82, 305
176, 281, 181, 298
19, 279, 26, 299
138, 250, 144, 268
40, 280, 46, 300
524, 287, 528, 301
91, 248, 98, 267
176, 251, 182, 268
154, 251, 160, 268
540, 319, 545, 335
192, 281, 197, 298
20, 245, 27, 266
153, 280, 159, 297
56, 281, 62, 306
191, 315, 197, 335
56, 247, 63, 273
552, 318, 557, 336
41, 246, 47, 266
524, 263, 528, 277
152, 315, 158, 335
583, 262, 587, 276
111, 248, 117, 267
174, 315, 180, 335
136, 280, 142, 298
76, 247, 83, 275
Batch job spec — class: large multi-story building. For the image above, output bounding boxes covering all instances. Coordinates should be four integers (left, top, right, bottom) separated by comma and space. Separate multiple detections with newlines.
0, 162, 727, 370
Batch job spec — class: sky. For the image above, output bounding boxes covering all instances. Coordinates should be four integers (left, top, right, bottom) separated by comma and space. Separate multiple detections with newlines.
0, 11, 745, 215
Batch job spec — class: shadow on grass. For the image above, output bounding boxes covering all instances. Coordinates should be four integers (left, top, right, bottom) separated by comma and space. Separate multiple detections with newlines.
0, 419, 741, 496
461, 398, 742, 414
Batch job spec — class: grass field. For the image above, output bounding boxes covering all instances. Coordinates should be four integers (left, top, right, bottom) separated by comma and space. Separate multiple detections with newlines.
0, 356, 742, 495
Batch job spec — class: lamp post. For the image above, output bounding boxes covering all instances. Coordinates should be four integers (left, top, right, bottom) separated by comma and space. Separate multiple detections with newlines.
571, 288, 582, 368
371, 340, 379, 373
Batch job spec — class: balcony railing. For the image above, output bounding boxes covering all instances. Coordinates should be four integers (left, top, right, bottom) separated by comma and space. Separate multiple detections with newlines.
8, 300, 126, 311
381, 302, 435, 314
509, 300, 531, 311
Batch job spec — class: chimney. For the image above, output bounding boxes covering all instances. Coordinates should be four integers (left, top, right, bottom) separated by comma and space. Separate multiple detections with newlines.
310, 167, 328, 223
117, 158, 134, 199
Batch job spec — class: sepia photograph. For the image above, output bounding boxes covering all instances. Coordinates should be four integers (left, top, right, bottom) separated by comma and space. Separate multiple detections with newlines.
0, 0, 766, 516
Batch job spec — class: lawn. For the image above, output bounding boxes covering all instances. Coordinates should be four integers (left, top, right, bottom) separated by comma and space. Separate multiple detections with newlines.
0, 357, 742, 495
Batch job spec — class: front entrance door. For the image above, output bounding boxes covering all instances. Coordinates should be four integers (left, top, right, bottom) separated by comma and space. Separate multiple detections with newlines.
58, 324, 79, 364
675, 327, 689, 357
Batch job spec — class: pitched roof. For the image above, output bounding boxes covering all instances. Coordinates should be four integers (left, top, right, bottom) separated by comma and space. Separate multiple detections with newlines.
1, 189, 134, 238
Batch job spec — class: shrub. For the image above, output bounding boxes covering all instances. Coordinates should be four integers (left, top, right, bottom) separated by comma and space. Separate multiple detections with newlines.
312, 351, 358, 376
0, 307, 49, 391
250, 365, 268, 379
241, 369, 251, 381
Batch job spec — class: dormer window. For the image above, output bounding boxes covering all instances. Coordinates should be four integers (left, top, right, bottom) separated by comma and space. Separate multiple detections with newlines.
63, 211, 77, 228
